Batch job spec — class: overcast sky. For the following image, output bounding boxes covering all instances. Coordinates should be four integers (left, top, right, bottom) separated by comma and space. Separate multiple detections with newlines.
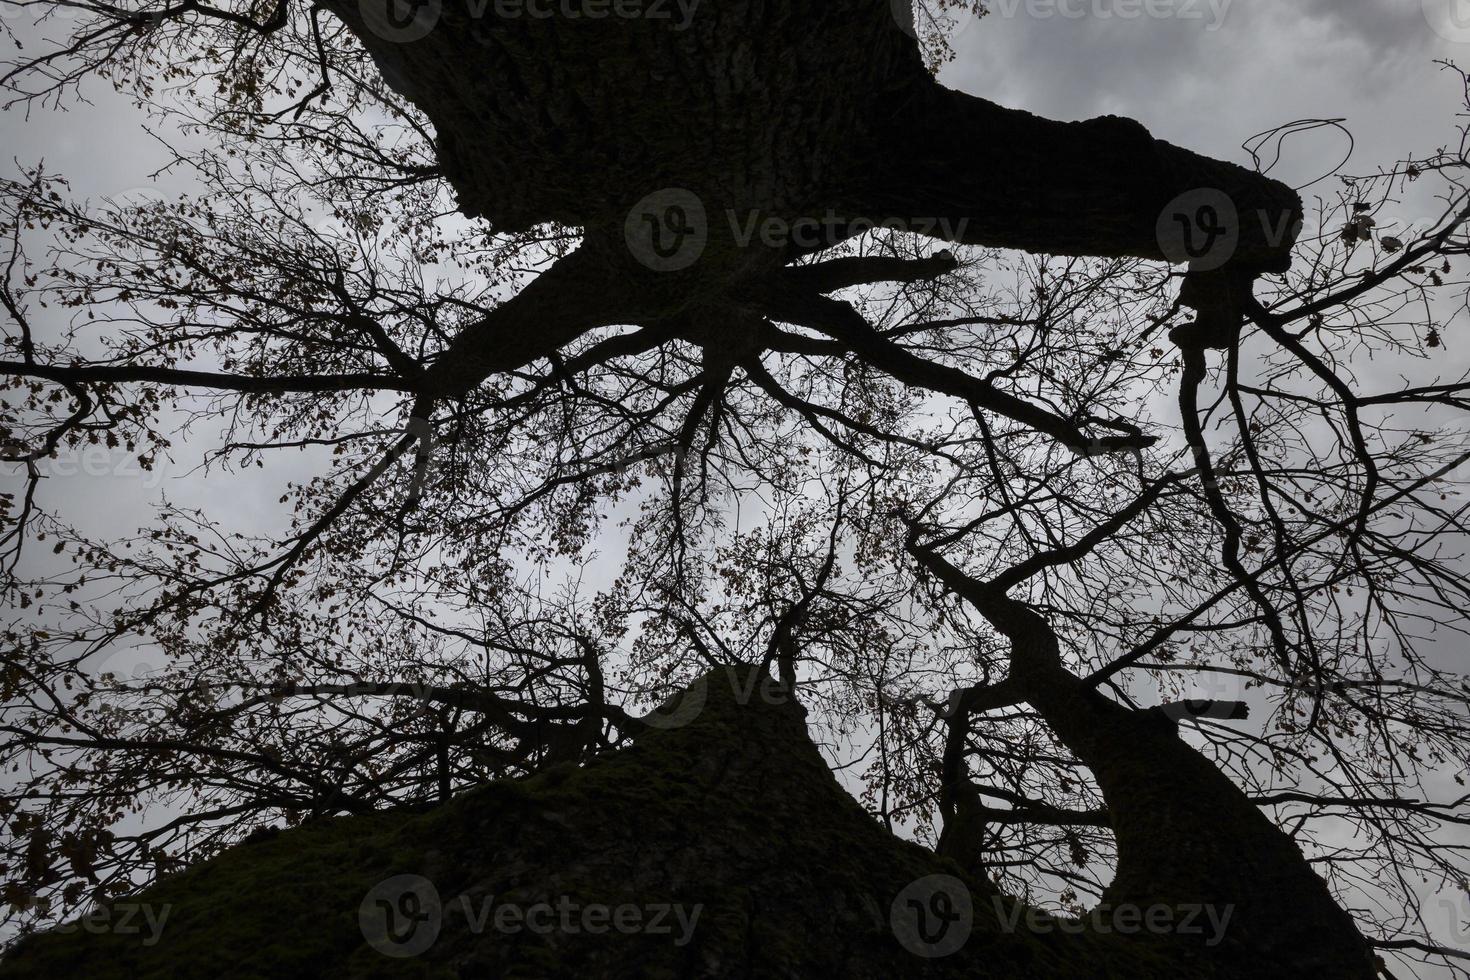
5, 2, 1466, 203
954, 0, 1462, 186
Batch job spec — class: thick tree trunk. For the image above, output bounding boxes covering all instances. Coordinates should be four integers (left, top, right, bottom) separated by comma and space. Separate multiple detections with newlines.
3, 667, 1372, 979
909, 544, 1376, 979
1013, 640, 1374, 977
330, 0, 1300, 269
861, 86, 1302, 270
320, 0, 1303, 408
328, 0, 919, 231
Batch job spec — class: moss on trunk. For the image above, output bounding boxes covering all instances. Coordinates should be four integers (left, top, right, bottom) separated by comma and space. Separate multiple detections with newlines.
0, 670, 1329, 978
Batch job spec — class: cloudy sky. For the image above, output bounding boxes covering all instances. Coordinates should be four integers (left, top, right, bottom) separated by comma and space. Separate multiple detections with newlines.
3, 0, 1469, 971
956, 0, 1461, 186
6, 2, 1466, 205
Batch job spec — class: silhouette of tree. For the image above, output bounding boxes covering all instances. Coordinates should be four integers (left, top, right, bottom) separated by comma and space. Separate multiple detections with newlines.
0, 4, 1468, 977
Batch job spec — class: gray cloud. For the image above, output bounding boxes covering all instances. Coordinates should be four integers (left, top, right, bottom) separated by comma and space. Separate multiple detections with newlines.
949, 0, 1454, 191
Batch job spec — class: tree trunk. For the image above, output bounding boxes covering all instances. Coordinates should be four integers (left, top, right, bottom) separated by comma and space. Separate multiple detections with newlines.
329, 0, 1301, 270
2, 667, 1373, 979
909, 544, 1376, 978
1014, 641, 1375, 977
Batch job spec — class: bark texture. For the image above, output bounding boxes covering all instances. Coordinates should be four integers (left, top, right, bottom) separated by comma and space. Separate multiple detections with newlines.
329, 0, 1301, 269
0, 667, 1373, 979
910, 545, 1377, 979
317, 0, 1304, 413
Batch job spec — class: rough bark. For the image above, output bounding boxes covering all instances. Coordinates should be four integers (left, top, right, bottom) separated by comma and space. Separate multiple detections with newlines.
329, 0, 1301, 271
312, 0, 1304, 430
1, 666, 1374, 979
910, 546, 1377, 979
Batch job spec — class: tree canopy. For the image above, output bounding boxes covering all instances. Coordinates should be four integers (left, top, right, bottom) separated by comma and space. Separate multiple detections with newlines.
0, 2, 1468, 977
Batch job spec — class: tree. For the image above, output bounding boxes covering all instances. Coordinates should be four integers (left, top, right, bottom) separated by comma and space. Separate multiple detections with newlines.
0, 2, 1467, 977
